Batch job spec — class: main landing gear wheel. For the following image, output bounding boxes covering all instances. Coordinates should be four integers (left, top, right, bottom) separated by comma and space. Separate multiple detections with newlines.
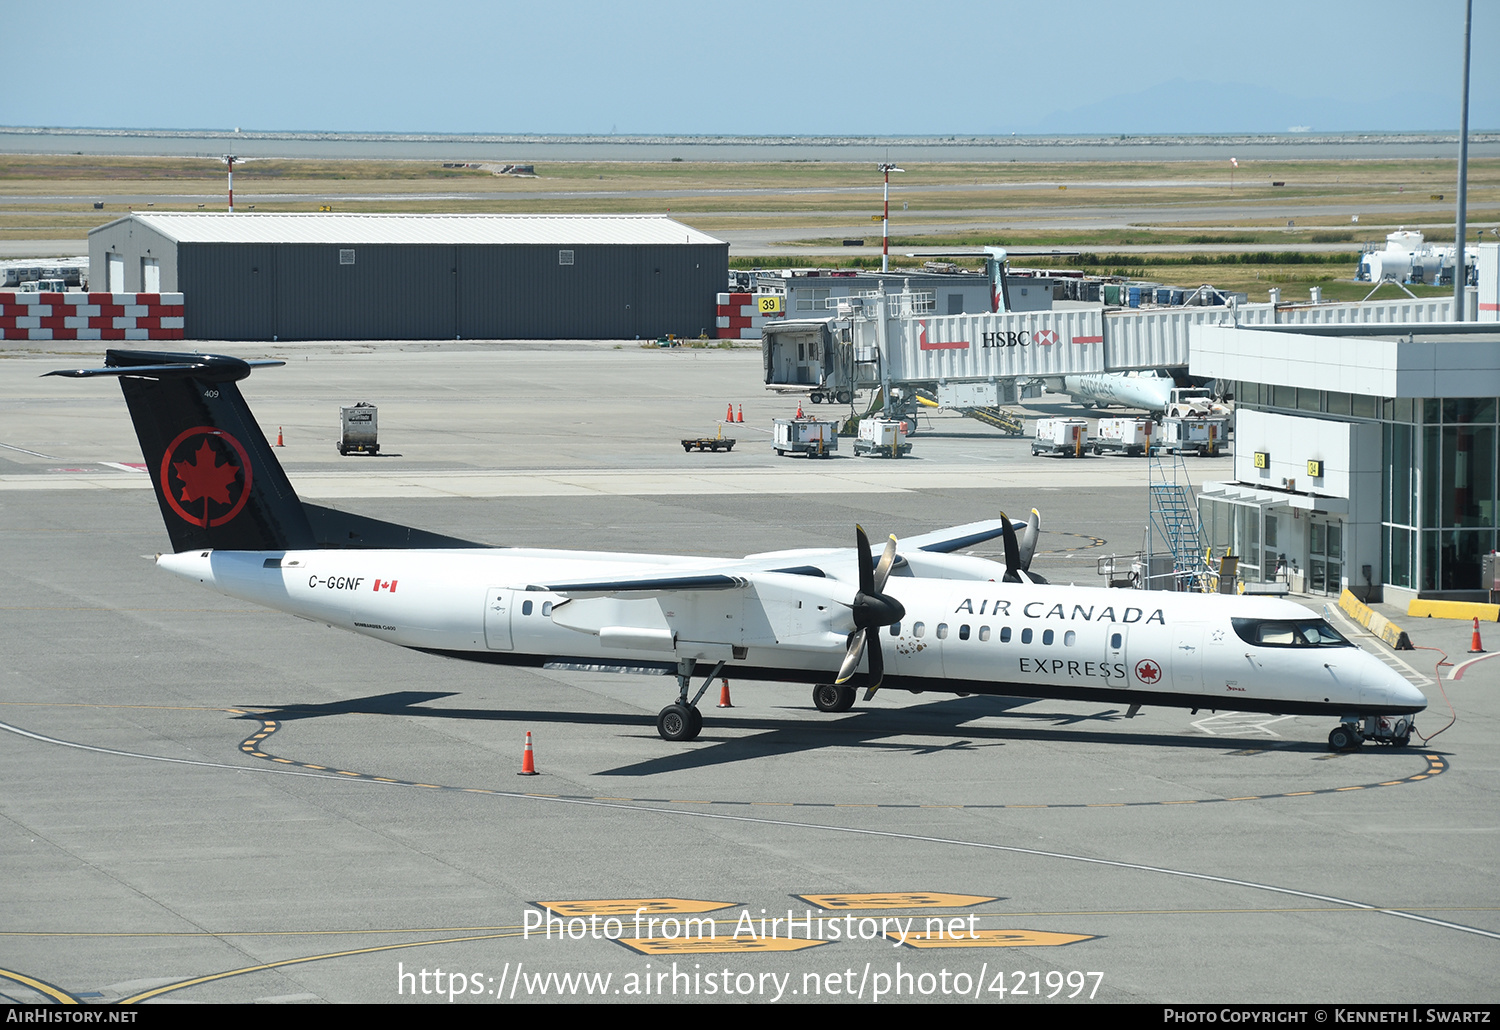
657, 703, 702, 742
813, 683, 856, 713
1327, 725, 1362, 752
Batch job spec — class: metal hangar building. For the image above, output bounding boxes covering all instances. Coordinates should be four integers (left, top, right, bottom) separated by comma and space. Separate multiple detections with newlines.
87, 212, 728, 341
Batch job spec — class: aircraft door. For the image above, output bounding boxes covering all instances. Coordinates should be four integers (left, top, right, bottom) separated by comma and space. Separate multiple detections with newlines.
1107, 627, 1128, 685
484, 588, 514, 651
1170, 624, 1205, 693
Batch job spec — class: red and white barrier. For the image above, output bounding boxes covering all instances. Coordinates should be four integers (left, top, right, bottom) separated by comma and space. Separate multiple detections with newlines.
715, 291, 783, 340
0, 292, 185, 341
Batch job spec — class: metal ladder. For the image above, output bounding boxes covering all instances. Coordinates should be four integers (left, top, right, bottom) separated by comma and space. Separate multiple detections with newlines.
1147, 452, 1207, 591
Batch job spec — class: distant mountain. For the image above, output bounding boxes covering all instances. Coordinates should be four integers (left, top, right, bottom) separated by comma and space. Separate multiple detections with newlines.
1018, 79, 1458, 135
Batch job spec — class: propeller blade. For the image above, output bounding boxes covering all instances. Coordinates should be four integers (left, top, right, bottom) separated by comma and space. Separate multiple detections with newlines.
855, 524, 874, 596
862, 636, 885, 700
835, 628, 867, 685
873, 533, 898, 593
844, 524, 905, 693
999, 510, 1023, 583
1018, 508, 1041, 571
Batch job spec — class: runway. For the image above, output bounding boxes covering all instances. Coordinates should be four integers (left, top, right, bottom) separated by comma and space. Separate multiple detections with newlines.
0, 342, 1493, 1004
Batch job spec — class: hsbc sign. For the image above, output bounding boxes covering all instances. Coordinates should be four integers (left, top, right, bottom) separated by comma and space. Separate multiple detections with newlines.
981, 330, 1056, 348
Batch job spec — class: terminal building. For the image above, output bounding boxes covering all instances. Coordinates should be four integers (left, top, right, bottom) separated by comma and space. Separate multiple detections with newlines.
87, 212, 727, 342
1191, 321, 1499, 603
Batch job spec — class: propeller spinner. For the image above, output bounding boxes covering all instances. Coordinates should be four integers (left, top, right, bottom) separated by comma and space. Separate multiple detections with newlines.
833, 526, 906, 700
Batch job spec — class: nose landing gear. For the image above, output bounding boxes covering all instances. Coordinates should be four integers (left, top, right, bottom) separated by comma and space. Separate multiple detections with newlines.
1327, 716, 1415, 752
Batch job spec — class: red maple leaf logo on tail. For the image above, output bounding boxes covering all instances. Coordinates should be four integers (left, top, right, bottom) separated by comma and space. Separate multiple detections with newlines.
173, 440, 241, 506
159, 427, 254, 527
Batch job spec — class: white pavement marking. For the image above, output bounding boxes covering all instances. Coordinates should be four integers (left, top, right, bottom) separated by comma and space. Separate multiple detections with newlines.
1449, 652, 1500, 680
0, 442, 57, 459
1191, 713, 1295, 737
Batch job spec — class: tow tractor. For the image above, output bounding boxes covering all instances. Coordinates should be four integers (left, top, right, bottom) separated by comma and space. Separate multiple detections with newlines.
1327, 714, 1415, 752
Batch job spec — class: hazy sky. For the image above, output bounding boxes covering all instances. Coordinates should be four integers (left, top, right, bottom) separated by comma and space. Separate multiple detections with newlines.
7, 1, 1495, 136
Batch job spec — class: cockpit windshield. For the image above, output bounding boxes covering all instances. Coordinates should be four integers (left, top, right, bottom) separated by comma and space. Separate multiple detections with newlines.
1231, 618, 1353, 648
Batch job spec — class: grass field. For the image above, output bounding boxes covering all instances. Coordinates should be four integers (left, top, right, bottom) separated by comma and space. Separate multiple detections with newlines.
3, 153, 1492, 302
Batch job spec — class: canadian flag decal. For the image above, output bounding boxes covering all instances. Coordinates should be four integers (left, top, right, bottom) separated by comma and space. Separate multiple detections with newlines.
373, 580, 398, 593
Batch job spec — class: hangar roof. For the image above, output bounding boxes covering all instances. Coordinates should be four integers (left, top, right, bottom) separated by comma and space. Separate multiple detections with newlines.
90, 212, 724, 247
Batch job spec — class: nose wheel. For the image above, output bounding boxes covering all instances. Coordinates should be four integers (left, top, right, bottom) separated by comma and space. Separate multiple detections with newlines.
1327, 725, 1363, 752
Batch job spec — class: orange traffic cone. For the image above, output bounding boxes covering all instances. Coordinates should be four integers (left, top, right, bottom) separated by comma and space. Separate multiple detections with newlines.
796, 403, 804, 418
275, 426, 284, 447
726, 402, 734, 421
736, 404, 743, 423
1470, 617, 1486, 654
518, 731, 539, 775
717, 678, 733, 708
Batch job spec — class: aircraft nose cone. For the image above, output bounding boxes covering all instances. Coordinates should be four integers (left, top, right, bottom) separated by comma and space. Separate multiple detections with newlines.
1378, 662, 1427, 712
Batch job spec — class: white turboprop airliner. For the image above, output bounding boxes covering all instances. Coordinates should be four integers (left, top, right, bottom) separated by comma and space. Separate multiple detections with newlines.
1058, 371, 1176, 412
49, 351, 1425, 751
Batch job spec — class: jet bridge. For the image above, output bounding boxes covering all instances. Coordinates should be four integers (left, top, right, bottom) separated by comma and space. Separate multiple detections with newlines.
760, 284, 1465, 431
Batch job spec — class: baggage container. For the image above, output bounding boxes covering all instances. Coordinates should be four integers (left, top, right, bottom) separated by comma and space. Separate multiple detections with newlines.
1094, 416, 1154, 456
1154, 414, 1228, 456
338, 402, 379, 456
773, 417, 839, 458
1032, 417, 1092, 457
853, 418, 911, 458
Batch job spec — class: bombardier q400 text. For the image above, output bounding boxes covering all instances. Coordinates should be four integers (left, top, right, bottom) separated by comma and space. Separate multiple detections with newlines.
50, 351, 1426, 750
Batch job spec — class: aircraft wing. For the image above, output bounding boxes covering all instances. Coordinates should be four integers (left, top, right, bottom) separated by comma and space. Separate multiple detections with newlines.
901, 515, 1030, 553
523, 572, 750, 598
740, 510, 1040, 581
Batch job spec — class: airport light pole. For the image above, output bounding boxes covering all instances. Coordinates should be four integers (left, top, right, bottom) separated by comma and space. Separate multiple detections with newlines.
1453, 0, 1471, 319
879, 163, 903, 272
225, 155, 237, 213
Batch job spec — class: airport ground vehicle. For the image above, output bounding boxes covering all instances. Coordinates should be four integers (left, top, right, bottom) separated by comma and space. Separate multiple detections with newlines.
1094, 417, 1153, 456
1032, 418, 1092, 457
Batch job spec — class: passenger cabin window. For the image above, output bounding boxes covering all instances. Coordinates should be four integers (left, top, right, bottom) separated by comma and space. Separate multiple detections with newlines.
1001, 626, 1012, 643
1231, 618, 1353, 648
522, 600, 533, 616
1111, 633, 1122, 649
978, 626, 991, 641
542, 601, 553, 616
1020, 628, 1032, 644
890, 622, 901, 636
913, 622, 926, 638
1064, 630, 1076, 646
1042, 629, 1054, 645
958, 624, 970, 640
937, 623, 949, 639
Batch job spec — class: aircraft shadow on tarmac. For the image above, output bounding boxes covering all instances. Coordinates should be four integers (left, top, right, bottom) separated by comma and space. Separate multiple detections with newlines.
235, 690, 1340, 778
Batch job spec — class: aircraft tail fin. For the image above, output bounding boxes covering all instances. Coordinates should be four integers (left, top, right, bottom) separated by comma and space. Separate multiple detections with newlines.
46, 350, 316, 553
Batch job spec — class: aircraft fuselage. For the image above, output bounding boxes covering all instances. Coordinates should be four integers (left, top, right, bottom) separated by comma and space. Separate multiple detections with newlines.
159, 548, 1426, 720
